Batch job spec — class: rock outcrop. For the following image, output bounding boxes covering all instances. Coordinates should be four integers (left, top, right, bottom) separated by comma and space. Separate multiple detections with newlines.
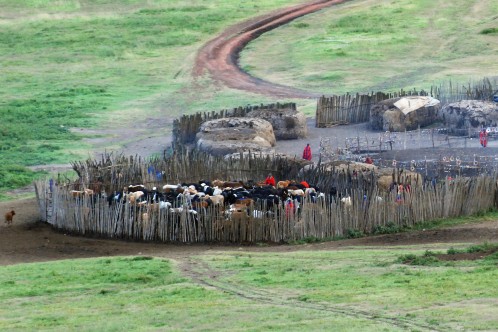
246, 106, 307, 140
196, 118, 276, 156
438, 100, 498, 134
370, 96, 441, 131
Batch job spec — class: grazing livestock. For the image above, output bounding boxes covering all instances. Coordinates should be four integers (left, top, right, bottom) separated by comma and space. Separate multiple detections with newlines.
128, 184, 146, 193
128, 191, 145, 205
163, 184, 179, 191
277, 180, 291, 189
203, 194, 224, 206
4, 210, 15, 225
234, 197, 254, 207
70, 189, 94, 198
288, 189, 305, 197
340, 196, 352, 206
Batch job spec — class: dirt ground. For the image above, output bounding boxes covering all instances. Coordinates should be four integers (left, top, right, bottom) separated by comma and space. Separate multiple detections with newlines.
1, 196, 497, 266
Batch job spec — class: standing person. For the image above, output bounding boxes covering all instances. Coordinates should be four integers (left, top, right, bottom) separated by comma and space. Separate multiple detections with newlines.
265, 173, 276, 187
302, 143, 312, 161
479, 129, 488, 147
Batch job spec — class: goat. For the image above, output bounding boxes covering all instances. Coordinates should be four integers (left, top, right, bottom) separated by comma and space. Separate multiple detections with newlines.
4, 210, 15, 225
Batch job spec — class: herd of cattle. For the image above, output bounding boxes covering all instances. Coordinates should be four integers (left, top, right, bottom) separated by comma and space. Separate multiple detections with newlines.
70, 179, 328, 219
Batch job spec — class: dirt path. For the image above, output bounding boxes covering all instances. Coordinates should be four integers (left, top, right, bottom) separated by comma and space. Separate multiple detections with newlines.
194, 0, 349, 99
1, 197, 497, 267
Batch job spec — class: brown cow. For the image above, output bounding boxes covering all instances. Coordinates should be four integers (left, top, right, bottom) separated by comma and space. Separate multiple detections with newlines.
234, 198, 254, 207
4, 210, 15, 225
277, 180, 291, 189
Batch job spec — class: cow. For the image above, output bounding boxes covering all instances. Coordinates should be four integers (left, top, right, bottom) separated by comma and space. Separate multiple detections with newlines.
128, 184, 146, 193
4, 210, 15, 225
276, 180, 291, 189
203, 194, 224, 206
70, 189, 94, 198
128, 191, 145, 205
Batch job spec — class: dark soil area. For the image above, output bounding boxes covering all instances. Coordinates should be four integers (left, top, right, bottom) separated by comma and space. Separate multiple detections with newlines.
1, 197, 497, 266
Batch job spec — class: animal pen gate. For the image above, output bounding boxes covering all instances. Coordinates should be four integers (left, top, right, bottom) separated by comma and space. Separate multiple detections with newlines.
34, 153, 498, 244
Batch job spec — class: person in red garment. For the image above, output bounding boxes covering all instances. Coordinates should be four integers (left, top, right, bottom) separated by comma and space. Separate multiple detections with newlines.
265, 173, 276, 187
302, 143, 312, 161
479, 129, 488, 147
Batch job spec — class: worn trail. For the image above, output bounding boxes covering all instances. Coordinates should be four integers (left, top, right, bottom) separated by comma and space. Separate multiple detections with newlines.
194, 0, 349, 99
181, 257, 443, 331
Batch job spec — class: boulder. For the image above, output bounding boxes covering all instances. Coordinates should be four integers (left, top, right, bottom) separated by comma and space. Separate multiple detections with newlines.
246, 106, 307, 140
196, 118, 276, 156
369, 96, 441, 131
438, 100, 498, 134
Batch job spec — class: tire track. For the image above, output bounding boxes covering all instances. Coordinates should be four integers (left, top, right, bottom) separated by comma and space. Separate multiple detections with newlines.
182, 257, 444, 332
194, 0, 350, 99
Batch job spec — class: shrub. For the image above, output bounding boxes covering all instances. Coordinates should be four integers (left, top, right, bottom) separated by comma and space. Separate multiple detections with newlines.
480, 27, 498, 35
397, 254, 440, 266
346, 228, 364, 239
293, 22, 309, 28
447, 247, 462, 255
372, 222, 403, 235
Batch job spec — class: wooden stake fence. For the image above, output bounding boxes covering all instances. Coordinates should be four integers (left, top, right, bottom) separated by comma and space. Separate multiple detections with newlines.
35, 154, 498, 244
316, 77, 497, 128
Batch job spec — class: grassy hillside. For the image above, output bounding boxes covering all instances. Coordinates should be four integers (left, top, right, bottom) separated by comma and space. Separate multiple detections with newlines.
240, 0, 498, 94
1, 245, 497, 330
0, 0, 307, 199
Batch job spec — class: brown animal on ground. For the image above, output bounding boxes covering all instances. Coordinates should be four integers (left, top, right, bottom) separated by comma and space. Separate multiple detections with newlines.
4, 210, 15, 225
277, 180, 291, 189
70, 189, 94, 198
234, 198, 254, 207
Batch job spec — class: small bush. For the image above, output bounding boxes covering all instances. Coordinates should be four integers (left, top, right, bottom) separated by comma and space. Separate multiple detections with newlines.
423, 250, 436, 257
130, 256, 154, 261
372, 222, 403, 235
346, 229, 364, 239
480, 27, 498, 35
466, 243, 496, 253
294, 22, 309, 29
447, 247, 462, 255
397, 254, 440, 265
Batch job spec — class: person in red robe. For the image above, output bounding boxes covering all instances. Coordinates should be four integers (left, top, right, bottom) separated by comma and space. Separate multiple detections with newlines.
302, 143, 312, 161
265, 173, 276, 187
479, 129, 488, 147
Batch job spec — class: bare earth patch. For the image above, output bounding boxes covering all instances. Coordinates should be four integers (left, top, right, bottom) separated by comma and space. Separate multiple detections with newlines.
1, 197, 497, 266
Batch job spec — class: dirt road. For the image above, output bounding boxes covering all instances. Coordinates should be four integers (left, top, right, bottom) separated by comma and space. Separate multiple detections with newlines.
194, 0, 348, 99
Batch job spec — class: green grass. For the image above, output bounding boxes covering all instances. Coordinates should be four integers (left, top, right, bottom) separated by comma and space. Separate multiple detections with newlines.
0, 256, 399, 331
240, 0, 498, 94
0, 0, 308, 197
204, 245, 498, 330
1, 242, 497, 330
286, 210, 498, 245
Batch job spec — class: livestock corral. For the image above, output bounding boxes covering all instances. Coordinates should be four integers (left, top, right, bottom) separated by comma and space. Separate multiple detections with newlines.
35, 150, 498, 244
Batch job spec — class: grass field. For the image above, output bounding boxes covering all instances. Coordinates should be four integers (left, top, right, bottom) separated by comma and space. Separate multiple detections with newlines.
1, 244, 497, 331
0, 0, 307, 199
241, 0, 498, 94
